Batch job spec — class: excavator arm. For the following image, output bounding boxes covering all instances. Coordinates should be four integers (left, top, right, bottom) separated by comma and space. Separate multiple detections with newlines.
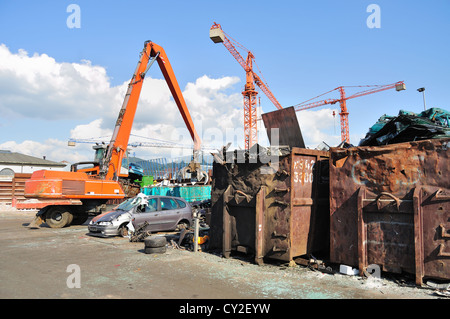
102, 40, 204, 182
22, 40, 206, 229
149, 42, 201, 152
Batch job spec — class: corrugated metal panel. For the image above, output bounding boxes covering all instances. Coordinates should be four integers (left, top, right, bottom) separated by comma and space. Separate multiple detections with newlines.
0, 173, 32, 205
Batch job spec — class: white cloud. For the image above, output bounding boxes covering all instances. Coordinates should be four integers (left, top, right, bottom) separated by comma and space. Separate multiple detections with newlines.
0, 44, 114, 121
295, 108, 341, 148
0, 44, 342, 165
70, 119, 112, 139
0, 45, 244, 163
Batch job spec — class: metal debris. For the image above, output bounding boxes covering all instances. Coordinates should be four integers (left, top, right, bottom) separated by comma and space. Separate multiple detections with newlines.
129, 221, 150, 242
359, 107, 450, 146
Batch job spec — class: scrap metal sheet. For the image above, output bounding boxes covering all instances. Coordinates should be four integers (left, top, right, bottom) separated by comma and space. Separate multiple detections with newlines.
262, 106, 305, 148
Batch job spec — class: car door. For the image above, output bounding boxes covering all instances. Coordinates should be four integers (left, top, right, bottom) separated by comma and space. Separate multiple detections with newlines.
132, 198, 160, 232
154, 197, 180, 231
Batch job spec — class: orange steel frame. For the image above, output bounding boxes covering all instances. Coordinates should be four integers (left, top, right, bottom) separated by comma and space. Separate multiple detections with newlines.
23, 41, 201, 203
103, 41, 201, 181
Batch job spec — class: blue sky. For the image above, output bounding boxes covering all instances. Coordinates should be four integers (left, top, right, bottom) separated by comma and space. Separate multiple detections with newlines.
0, 0, 449, 162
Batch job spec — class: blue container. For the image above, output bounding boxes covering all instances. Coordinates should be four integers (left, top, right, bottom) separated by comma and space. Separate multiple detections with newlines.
141, 185, 211, 202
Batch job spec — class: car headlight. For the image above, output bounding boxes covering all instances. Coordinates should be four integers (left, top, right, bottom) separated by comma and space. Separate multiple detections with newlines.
98, 221, 112, 226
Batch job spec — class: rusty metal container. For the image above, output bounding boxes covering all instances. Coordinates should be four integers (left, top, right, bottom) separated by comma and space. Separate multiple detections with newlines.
329, 138, 450, 285
210, 147, 330, 265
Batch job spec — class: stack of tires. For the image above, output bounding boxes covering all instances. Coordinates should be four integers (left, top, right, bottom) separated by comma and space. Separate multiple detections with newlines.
144, 236, 167, 254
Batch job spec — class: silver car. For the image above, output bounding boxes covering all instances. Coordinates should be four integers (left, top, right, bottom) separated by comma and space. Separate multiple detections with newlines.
132, 195, 193, 233
88, 193, 193, 237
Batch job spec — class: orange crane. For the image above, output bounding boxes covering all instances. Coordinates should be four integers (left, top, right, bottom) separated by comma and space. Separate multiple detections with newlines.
210, 22, 282, 149
293, 81, 406, 143
20, 40, 206, 228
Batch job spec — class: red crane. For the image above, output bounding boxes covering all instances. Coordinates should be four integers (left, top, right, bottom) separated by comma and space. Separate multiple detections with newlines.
293, 81, 406, 143
210, 22, 282, 149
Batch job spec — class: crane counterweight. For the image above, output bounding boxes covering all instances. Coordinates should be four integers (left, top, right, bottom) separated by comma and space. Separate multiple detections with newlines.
210, 26, 225, 43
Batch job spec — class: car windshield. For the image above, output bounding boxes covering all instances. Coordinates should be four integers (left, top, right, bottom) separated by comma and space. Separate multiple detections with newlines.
116, 195, 146, 211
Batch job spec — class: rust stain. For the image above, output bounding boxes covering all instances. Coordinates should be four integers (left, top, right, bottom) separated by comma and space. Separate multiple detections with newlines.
211, 147, 329, 264
330, 138, 450, 284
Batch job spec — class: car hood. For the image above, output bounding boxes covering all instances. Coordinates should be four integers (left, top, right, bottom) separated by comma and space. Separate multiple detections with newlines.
91, 209, 130, 223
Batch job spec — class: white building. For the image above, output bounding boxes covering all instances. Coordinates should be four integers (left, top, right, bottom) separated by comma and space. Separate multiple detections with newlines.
0, 150, 67, 176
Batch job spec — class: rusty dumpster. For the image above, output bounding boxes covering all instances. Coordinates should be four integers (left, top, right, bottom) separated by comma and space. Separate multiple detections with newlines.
329, 138, 450, 285
210, 146, 330, 265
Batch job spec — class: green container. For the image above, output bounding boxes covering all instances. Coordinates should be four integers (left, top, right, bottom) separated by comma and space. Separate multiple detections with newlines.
141, 176, 154, 187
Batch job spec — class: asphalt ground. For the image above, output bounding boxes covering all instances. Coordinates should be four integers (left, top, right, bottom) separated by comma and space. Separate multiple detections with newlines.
0, 209, 445, 315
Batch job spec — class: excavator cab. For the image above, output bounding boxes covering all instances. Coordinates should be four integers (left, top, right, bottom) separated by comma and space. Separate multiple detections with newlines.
93, 144, 107, 163
70, 143, 107, 175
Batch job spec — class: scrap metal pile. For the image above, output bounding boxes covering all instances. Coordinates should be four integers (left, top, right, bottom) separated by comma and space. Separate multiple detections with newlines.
359, 107, 450, 146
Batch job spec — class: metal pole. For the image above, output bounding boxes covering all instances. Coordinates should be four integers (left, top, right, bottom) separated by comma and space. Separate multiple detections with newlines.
193, 211, 199, 252
422, 91, 427, 111
417, 87, 426, 111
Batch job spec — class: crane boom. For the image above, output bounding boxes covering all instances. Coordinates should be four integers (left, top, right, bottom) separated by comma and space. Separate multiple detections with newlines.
293, 81, 406, 143
21, 40, 207, 228
252, 72, 283, 110
102, 41, 201, 180
210, 22, 282, 149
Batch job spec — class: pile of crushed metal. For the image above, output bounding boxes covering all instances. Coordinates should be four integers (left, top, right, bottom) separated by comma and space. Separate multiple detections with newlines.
359, 107, 450, 146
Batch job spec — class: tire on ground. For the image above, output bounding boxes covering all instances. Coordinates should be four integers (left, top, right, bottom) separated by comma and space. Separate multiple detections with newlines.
66, 212, 74, 226
144, 246, 167, 254
144, 236, 167, 248
45, 206, 72, 228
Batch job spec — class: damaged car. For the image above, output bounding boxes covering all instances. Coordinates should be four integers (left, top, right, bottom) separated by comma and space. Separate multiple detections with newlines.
88, 193, 193, 237
131, 195, 193, 233
88, 194, 146, 237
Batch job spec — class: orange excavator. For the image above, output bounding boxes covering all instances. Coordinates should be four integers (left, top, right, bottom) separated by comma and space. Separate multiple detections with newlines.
20, 40, 206, 228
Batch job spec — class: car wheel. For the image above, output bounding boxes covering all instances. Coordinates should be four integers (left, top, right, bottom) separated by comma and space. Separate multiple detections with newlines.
176, 221, 189, 231
119, 225, 129, 237
144, 246, 166, 254
45, 207, 71, 228
144, 236, 167, 248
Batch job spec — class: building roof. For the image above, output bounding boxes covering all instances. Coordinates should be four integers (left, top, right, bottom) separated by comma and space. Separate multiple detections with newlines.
0, 150, 66, 167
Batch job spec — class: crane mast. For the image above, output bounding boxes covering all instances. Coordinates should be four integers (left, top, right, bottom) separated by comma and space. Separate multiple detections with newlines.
210, 22, 282, 149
